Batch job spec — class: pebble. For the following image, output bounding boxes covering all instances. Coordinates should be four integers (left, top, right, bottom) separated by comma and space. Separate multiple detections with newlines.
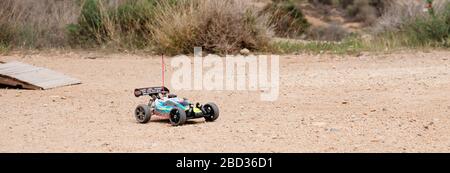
240, 48, 250, 55
327, 128, 340, 132
370, 139, 381, 143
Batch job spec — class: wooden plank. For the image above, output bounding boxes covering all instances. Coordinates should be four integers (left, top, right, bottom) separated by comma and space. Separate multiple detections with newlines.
0, 74, 40, 89
0, 61, 81, 90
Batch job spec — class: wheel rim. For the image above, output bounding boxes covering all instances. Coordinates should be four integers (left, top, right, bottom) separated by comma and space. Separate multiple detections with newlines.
205, 105, 214, 119
136, 107, 145, 121
170, 109, 180, 123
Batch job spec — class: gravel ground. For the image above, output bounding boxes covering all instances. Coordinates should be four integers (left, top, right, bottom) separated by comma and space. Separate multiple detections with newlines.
1, 50, 449, 152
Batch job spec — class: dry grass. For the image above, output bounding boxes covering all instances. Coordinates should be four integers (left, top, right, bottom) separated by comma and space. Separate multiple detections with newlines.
0, 0, 447, 54
370, 0, 449, 48
0, 0, 80, 48
261, 0, 310, 38
150, 0, 272, 55
373, 0, 448, 33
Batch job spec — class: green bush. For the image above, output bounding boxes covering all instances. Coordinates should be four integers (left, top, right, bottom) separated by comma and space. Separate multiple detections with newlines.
262, 0, 310, 38
68, 0, 112, 46
112, 0, 159, 48
0, 24, 14, 46
398, 3, 450, 47
67, 0, 168, 48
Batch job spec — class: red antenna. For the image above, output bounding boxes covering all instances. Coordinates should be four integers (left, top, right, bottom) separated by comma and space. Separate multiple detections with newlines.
161, 54, 165, 90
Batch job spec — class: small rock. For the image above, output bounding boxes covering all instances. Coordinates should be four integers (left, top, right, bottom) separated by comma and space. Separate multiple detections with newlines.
342, 101, 348, 105
355, 52, 363, 57
240, 48, 250, 55
382, 108, 387, 112
85, 56, 98, 60
370, 109, 377, 112
370, 139, 381, 143
327, 128, 340, 132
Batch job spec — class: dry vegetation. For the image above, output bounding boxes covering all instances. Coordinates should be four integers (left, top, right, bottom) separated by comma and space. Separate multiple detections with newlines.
0, 0, 80, 48
0, 0, 449, 54
150, 0, 271, 55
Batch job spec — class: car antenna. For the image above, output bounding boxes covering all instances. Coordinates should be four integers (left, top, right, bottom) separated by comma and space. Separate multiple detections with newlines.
161, 54, 166, 96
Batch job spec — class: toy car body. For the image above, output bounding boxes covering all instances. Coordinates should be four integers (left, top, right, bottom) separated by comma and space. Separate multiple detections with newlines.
133, 87, 219, 126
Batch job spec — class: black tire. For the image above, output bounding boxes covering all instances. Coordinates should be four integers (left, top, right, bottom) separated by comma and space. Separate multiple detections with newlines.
203, 102, 219, 122
169, 107, 187, 126
135, 104, 151, 123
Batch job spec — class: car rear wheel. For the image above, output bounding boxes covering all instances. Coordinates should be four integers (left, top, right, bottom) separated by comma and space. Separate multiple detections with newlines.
135, 104, 151, 123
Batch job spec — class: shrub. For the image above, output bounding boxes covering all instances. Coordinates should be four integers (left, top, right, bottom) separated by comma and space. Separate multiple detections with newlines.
0, 24, 14, 47
151, 0, 271, 55
310, 0, 386, 25
0, 0, 80, 48
0, 24, 13, 53
68, 0, 114, 46
306, 23, 350, 41
373, 0, 450, 47
262, 0, 310, 38
403, 15, 449, 47
111, 0, 159, 48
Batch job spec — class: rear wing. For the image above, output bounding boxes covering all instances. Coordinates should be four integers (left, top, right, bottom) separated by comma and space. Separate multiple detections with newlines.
134, 86, 170, 97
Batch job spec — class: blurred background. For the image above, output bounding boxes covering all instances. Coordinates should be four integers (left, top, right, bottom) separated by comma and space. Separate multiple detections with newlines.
0, 0, 448, 54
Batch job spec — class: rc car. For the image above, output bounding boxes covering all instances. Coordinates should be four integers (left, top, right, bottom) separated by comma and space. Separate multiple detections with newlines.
133, 86, 219, 126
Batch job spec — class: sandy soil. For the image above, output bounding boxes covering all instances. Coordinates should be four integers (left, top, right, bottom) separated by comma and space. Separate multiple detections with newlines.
1, 50, 450, 153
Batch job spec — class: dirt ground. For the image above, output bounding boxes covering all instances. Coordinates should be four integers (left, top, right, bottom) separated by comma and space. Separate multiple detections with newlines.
1, 50, 450, 153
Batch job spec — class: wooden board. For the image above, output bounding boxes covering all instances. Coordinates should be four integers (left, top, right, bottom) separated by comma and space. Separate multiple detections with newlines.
0, 61, 81, 90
